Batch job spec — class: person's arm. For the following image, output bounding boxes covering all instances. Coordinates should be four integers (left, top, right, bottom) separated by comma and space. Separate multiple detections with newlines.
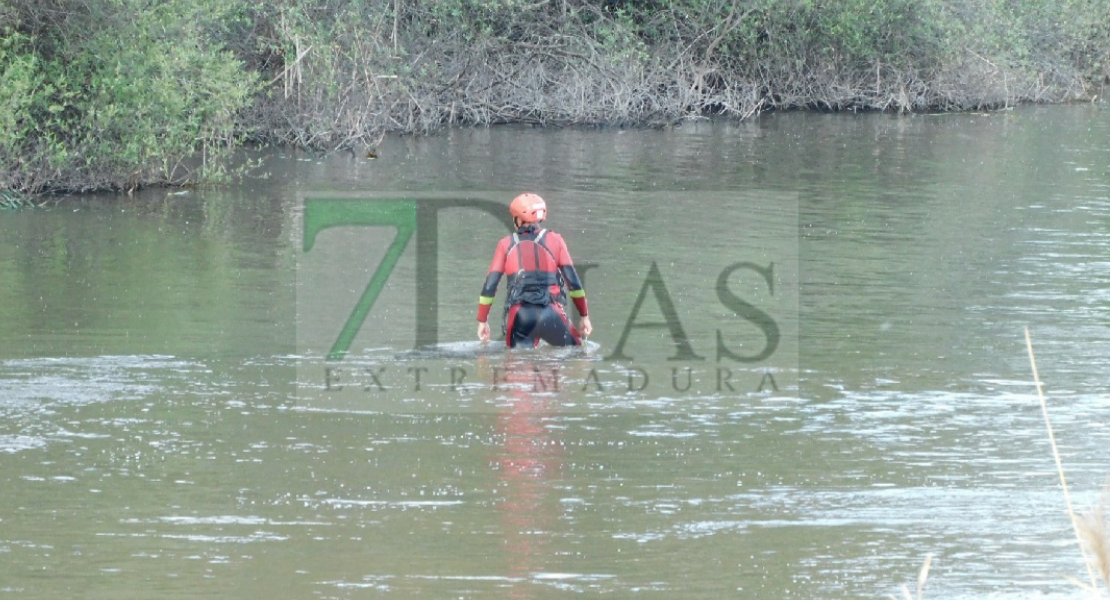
552, 234, 588, 317
551, 234, 592, 336
477, 238, 509, 341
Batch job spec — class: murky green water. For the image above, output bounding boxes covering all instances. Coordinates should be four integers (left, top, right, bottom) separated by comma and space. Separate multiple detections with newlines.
3, 105, 1110, 599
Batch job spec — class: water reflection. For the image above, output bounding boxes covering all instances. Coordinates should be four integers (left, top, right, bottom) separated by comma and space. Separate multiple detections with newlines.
486, 352, 565, 598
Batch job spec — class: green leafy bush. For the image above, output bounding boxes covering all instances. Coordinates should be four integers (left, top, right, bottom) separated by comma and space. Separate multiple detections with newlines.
0, 0, 256, 194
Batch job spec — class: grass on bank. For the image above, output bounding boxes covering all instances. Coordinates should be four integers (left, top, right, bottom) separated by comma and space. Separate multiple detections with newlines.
0, 189, 38, 209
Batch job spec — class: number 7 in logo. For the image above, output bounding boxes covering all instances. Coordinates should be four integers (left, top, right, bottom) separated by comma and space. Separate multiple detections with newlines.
302, 199, 416, 361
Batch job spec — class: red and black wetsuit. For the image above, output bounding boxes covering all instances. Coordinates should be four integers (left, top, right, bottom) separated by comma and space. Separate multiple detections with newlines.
477, 225, 588, 347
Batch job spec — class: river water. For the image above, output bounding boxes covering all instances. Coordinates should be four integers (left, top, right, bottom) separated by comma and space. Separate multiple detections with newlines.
2, 105, 1109, 599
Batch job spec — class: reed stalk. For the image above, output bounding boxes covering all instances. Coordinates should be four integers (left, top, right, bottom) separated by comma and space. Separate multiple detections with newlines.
890, 553, 931, 600
1077, 484, 1110, 594
1024, 327, 1100, 592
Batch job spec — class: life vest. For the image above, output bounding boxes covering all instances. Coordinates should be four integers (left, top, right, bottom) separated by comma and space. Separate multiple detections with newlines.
504, 229, 567, 308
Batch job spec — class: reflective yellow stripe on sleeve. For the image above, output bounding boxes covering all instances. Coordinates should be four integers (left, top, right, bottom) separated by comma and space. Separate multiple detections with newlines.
568, 289, 586, 299
479, 296, 495, 305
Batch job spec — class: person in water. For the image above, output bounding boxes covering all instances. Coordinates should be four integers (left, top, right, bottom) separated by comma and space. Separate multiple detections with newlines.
477, 193, 592, 347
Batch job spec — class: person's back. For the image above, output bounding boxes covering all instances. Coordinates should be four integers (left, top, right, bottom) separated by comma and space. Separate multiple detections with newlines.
477, 193, 591, 347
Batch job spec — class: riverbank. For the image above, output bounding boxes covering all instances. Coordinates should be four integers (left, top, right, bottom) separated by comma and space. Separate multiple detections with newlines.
3, 0, 1108, 195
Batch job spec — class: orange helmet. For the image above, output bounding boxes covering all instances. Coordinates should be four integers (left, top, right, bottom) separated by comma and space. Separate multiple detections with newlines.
509, 193, 547, 223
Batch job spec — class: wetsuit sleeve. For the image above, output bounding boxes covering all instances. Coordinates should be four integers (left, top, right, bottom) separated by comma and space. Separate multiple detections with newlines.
478, 237, 510, 323
550, 233, 588, 317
